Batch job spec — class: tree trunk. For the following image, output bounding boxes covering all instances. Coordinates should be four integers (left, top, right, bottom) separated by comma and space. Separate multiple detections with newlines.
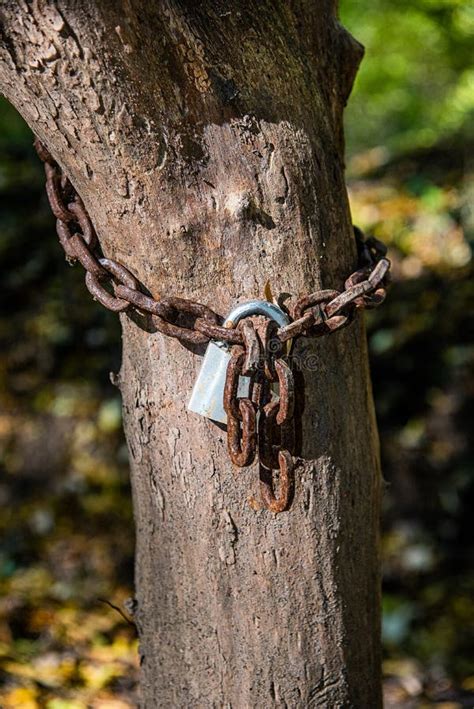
0, 2, 382, 706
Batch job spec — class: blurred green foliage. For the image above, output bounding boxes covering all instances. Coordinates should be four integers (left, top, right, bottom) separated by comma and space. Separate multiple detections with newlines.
1, 2, 474, 706
341, 0, 474, 155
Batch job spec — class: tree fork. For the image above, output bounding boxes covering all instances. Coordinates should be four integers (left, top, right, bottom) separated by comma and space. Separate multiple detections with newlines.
0, 2, 382, 706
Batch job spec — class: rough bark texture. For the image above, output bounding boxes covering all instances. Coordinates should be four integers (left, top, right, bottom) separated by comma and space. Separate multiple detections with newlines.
0, 2, 382, 706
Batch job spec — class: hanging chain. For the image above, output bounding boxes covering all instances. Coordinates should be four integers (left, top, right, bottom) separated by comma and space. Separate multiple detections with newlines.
223, 318, 295, 512
34, 139, 391, 513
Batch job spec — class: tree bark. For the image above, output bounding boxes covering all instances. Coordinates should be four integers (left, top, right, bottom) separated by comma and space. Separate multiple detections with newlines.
0, 2, 382, 706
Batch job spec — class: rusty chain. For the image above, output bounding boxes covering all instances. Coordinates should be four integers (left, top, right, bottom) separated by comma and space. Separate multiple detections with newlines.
35, 139, 391, 513
223, 319, 296, 512
34, 140, 390, 348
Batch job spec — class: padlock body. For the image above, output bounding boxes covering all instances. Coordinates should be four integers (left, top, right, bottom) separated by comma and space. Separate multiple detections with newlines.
188, 299, 290, 424
187, 341, 250, 424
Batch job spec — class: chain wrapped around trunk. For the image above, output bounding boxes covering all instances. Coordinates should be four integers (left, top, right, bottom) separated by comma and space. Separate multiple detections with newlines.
34, 139, 391, 513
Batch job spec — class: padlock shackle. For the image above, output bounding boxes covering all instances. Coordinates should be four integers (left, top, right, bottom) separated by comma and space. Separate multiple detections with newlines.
223, 300, 290, 331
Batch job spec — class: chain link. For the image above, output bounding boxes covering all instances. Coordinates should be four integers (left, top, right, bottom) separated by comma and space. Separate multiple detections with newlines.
223, 346, 258, 467
35, 138, 391, 513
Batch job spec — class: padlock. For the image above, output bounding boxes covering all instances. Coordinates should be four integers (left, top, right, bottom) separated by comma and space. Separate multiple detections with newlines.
188, 300, 291, 424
